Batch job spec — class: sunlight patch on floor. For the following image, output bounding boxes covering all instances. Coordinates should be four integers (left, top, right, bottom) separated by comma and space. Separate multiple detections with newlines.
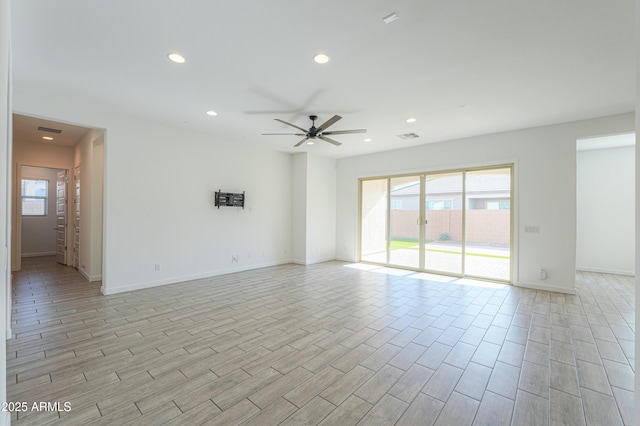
345, 263, 508, 289
451, 278, 508, 289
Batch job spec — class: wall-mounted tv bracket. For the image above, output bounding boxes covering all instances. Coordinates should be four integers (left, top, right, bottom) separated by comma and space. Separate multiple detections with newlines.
215, 190, 245, 209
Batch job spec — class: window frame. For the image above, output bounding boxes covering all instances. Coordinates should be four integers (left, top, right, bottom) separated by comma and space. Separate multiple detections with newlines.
21, 179, 49, 217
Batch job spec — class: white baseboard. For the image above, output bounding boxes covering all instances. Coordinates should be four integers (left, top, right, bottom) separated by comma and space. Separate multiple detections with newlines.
515, 280, 577, 295
21, 251, 56, 258
293, 256, 337, 266
335, 255, 357, 263
88, 274, 103, 282
78, 267, 103, 282
79, 268, 90, 281
576, 267, 635, 277
101, 260, 292, 295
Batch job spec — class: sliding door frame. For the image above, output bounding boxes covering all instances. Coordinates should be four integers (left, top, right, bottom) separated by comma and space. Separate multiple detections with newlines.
358, 164, 514, 283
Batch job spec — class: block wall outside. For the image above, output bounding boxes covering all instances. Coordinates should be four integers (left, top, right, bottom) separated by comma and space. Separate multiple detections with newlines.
390, 210, 510, 244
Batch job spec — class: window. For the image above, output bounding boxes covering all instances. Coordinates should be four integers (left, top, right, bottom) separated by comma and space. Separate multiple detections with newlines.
21, 179, 48, 216
426, 199, 452, 210
487, 200, 511, 210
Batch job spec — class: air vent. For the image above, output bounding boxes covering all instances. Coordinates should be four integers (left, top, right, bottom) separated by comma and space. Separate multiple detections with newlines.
37, 126, 62, 134
397, 132, 419, 140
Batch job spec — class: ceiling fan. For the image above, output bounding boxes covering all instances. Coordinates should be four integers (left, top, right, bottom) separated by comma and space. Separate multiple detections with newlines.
262, 115, 366, 147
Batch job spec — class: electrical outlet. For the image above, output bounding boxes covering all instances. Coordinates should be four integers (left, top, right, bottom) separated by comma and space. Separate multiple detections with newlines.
524, 225, 540, 233
539, 268, 548, 280
154, 264, 161, 271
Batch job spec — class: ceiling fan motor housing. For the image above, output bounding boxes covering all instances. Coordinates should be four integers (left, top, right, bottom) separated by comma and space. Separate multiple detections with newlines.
308, 115, 318, 137
262, 114, 366, 147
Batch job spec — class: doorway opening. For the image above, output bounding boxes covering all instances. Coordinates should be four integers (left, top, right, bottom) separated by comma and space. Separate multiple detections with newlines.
11, 113, 105, 283
576, 133, 635, 276
19, 166, 67, 261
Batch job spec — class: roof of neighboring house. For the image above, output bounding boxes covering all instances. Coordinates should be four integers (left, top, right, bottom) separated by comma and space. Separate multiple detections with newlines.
391, 173, 510, 196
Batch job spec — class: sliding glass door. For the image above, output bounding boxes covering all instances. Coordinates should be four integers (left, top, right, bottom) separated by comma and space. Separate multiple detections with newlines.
464, 167, 512, 281
360, 179, 388, 264
423, 172, 463, 275
359, 165, 512, 282
389, 175, 422, 268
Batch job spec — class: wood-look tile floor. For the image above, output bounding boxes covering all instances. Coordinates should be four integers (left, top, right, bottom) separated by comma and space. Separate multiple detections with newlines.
7, 256, 635, 425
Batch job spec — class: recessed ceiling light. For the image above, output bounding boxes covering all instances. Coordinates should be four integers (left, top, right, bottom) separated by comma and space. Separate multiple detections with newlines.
406, 118, 417, 123
313, 53, 330, 64
364, 138, 372, 142
206, 110, 218, 116
167, 52, 185, 63
382, 12, 399, 24
42, 136, 53, 141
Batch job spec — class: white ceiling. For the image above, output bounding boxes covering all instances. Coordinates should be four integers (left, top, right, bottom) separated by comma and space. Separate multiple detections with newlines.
10, 0, 635, 159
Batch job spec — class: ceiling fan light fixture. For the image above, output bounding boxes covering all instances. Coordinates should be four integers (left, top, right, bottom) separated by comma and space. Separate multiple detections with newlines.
364, 138, 372, 142
167, 52, 186, 63
206, 110, 218, 116
306, 140, 315, 145
406, 118, 417, 123
313, 53, 330, 64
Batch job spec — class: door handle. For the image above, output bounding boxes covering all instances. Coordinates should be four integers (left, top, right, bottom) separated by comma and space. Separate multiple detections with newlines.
417, 218, 428, 225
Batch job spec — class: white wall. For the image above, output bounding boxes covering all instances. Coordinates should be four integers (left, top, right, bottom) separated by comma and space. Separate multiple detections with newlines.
291, 153, 337, 265
1, 0, 11, 424
306, 154, 336, 264
91, 136, 104, 278
292, 153, 307, 264
336, 113, 635, 294
577, 145, 635, 275
11, 139, 74, 270
74, 129, 105, 281
20, 166, 59, 256
13, 85, 295, 294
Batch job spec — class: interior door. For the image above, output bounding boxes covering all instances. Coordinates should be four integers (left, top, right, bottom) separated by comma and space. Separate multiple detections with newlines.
73, 166, 80, 269
56, 170, 67, 265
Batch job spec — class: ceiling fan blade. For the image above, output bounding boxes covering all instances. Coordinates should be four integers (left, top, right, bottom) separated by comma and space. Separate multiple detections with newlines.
262, 133, 307, 136
316, 115, 342, 132
294, 137, 309, 147
322, 129, 367, 135
318, 135, 342, 146
274, 118, 308, 133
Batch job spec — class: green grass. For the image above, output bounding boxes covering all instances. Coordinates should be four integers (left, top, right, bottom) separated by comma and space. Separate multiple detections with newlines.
389, 239, 509, 259
389, 239, 420, 250
425, 248, 509, 260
